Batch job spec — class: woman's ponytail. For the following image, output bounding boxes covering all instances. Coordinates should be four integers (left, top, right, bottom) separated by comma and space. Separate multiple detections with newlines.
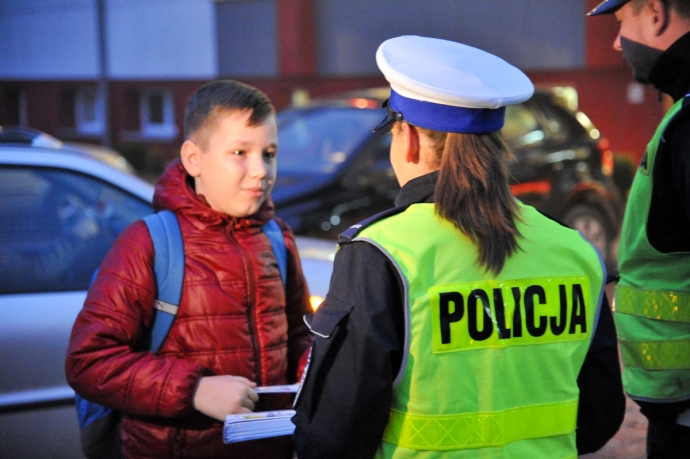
424, 128, 522, 274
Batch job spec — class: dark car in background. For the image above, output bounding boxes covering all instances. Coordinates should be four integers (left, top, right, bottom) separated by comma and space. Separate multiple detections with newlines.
273, 87, 624, 269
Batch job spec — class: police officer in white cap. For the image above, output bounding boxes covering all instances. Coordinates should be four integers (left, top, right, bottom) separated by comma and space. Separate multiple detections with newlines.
589, 1, 690, 457
292, 36, 625, 459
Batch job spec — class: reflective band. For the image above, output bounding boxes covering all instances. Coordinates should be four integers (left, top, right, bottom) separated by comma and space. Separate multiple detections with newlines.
619, 338, 690, 370
382, 400, 577, 450
616, 285, 690, 323
154, 299, 179, 316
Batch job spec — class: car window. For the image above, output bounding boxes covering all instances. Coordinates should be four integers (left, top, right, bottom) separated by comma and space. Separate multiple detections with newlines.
372, 131, 392, 163
502, 104, 546, 148
0, 166, 152, 294
277, 108, 385, 174
532, 99, 573, 143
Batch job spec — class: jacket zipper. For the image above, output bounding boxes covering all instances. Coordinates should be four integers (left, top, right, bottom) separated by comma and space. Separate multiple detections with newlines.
230, 229, 263, 386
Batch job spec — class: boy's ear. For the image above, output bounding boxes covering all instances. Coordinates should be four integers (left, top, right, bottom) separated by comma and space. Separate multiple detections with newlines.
180, 140, 201, 177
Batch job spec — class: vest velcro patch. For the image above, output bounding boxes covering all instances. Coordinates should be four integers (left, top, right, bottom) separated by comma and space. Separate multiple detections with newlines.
430, 276, 590, 353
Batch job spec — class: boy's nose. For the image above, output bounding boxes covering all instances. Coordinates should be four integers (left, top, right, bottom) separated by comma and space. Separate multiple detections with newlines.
613, 32, 622, 51
248, 154, 267, 179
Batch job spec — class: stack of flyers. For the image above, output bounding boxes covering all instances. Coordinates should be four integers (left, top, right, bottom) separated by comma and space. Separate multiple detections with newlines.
254, 383, 300, 394
223, 384, 300, 443
223, 410, 296, 443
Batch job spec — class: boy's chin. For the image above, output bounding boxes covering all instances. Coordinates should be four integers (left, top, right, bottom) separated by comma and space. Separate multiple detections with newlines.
224, 199, 266, 218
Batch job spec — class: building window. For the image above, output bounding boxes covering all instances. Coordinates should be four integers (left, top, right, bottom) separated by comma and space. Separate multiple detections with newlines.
75, 88, 104, 135
17, 90, 27, 127
140, 90, 177, 139
2, 88, 27, 127
59, 89, 76, 129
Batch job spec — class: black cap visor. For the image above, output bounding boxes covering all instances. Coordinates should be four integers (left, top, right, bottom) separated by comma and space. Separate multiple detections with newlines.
588, 0, 630, 16
372, 99, 404, 132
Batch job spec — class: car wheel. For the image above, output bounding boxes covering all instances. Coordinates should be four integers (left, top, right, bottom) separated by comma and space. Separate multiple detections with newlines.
562, 204, 612, 264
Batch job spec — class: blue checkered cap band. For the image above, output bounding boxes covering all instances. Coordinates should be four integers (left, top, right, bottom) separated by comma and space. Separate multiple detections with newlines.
375, 36, 533, 134
389, 89, 506, 134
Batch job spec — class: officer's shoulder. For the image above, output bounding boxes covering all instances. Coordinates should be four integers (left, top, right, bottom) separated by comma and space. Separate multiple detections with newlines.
338, 205, 410, 245
534, 208, 571, 229
663, 95, 690, 136
673, 95, 690, 124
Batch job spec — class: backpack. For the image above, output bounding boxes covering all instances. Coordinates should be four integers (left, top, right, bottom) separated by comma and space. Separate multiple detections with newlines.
74, 211, 287, 459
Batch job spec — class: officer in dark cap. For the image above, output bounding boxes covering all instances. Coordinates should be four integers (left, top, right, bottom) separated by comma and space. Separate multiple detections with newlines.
589, 1, 690, 458
291, 35, 625, 459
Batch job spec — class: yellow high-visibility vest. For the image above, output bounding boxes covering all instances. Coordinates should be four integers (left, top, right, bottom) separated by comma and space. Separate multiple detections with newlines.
616, 97, 690, 402
355, 202, 604, 459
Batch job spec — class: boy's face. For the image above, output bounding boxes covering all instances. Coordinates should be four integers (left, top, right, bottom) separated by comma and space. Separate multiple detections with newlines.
182, 109, 278, 218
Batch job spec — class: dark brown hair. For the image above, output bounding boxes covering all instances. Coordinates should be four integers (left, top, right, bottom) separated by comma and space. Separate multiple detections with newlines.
630, 0, 649, 13
419, 126, 522, 274
665, 0, 690, 18
183, 79, 274, 142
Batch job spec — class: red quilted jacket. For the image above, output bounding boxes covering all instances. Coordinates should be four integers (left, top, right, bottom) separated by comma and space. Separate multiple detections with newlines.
65, 160, 313, 459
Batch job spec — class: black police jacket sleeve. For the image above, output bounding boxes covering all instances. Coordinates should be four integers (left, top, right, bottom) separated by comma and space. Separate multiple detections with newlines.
576, 290, 626, 454
292, 241, 404, 459
292, 241, 625, 458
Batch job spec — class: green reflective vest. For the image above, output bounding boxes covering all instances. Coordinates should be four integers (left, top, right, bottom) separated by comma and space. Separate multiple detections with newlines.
615, 98, 690, 402
356, 203, 604, 459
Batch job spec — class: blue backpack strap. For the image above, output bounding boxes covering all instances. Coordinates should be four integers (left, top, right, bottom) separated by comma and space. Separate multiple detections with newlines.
76, 211, 183, 433
263, 219, 287, 288
143, 210, 184, 354
76, 395, 113, 429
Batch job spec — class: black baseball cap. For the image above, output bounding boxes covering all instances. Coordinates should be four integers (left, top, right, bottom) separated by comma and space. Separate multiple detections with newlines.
588, 0, 631, 16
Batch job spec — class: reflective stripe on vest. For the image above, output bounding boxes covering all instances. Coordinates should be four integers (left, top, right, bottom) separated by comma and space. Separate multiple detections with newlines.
616, 285, 690, 371
615, 97, 690, 402
357, 203, 604, 459
620, 337, 690, 370
616, 285, 690, 323
383, 399, 578, 450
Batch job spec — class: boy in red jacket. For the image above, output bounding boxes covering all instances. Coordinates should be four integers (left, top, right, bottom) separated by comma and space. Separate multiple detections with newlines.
66, 80, 313, 459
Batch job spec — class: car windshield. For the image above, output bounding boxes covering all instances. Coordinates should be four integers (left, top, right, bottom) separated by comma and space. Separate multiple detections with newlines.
277, 107, 385, 174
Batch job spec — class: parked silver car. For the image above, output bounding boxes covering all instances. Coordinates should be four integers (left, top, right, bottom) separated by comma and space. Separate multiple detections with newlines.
0, 128, 334, 458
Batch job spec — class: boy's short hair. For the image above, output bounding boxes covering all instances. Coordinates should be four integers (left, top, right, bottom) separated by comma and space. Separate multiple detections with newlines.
184, 79, 275, 143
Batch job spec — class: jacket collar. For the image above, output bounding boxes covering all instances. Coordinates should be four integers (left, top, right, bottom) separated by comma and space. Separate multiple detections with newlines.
394, 171, 439, 207
649, 31, 690, 102
152, 159, 274, 232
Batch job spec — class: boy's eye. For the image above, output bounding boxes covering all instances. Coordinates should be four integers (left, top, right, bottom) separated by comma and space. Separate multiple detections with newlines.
264, 149, 277, 159
233, 150, 245, 156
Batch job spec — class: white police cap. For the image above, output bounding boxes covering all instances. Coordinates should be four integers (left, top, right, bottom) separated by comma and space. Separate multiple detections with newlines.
375, 36, 534, 134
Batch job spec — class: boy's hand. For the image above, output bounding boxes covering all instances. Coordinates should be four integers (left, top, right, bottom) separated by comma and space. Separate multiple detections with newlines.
192, 375, 258, 421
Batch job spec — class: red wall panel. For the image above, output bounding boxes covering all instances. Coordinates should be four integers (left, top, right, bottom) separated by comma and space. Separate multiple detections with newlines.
585, 0, 628, 68
277, 0, 316, 77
